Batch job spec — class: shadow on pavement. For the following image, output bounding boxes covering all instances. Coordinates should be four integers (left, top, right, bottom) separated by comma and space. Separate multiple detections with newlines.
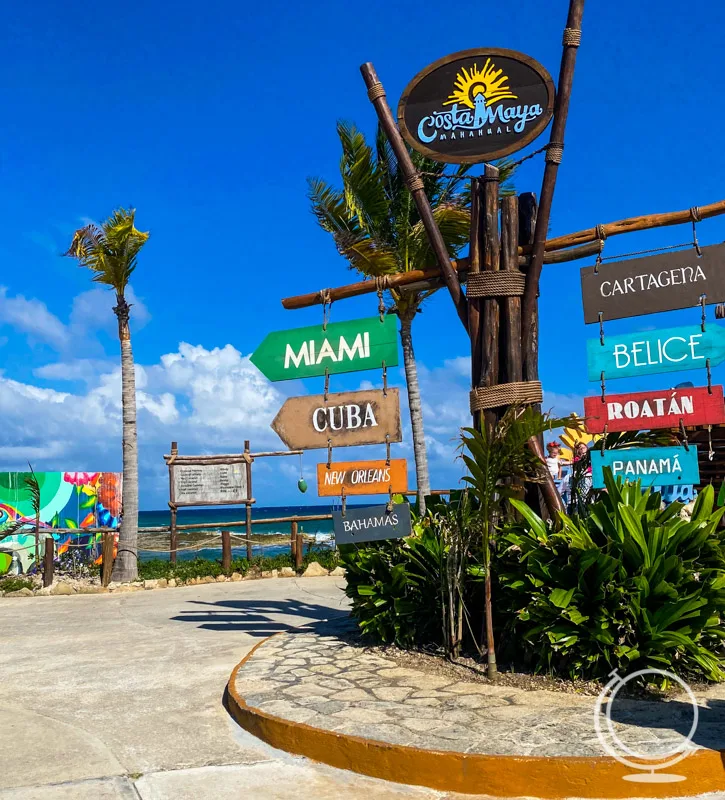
608, 697, 725, 751
170, 598, 349, 636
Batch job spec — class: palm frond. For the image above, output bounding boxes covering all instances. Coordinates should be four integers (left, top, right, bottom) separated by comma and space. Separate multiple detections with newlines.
23, 463, 41, 516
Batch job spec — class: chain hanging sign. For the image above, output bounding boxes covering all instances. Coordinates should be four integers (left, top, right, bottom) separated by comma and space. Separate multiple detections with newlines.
580, 244, 725, 323
332, 503, 412, 545
586, 325, 725, 381
591, 446, 700, 489
584, 386, 725, 433
317, 458, 408, 497
271, 388, 402, 450
251, 315, 398, 381
397, 48, 555, 164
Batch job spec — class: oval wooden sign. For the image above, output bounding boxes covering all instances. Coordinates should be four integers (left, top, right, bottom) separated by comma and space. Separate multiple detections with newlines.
398, 48, 555, 164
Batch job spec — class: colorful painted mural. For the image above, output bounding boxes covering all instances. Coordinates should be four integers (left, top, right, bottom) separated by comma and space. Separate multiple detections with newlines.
0, 472, 122, 574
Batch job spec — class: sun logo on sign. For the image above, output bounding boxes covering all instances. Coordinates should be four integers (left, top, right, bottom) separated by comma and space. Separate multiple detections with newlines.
443, 59, 518, 112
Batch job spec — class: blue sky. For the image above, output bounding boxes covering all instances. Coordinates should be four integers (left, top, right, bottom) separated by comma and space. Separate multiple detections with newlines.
2, 0, 725, 509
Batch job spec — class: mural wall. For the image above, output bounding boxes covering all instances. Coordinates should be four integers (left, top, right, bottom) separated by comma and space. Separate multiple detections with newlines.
0, 472, 122, 574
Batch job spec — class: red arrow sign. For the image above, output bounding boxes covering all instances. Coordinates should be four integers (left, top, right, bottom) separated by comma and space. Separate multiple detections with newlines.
584, 385, 725, 434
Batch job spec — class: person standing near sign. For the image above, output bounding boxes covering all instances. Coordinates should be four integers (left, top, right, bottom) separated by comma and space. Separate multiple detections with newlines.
545, 441, 563, 479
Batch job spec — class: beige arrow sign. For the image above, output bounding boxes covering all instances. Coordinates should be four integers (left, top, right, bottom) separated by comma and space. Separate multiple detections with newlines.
271, 389, 402, 450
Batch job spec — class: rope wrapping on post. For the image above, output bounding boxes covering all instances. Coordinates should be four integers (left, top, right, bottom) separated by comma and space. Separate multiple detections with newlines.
563, 27, 582, 46
466, 271, 525, 297
367, 82, 386, 101
469, 381, 543, 412
406, 175, 425, 192
545, 142, 564, 164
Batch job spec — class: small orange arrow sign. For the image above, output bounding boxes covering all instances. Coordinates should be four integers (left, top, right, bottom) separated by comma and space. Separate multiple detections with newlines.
317, 459, 408, 497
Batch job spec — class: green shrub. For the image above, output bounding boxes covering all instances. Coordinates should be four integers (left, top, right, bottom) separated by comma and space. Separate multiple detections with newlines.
498, 472, 725, 682
0, 576, 34, 593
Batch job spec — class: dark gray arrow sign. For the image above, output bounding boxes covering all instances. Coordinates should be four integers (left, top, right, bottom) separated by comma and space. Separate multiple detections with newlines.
580, 243, 725, 323
333, 503, 412, 545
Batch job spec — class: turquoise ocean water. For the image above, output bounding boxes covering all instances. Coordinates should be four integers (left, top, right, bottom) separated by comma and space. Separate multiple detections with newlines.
137, 504, 347, 562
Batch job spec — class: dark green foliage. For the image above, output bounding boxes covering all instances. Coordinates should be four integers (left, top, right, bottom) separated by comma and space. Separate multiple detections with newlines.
341, 526, 445, 647
0, 577, 34, 593
498, 471, 725, 682
138, 549, 339, 582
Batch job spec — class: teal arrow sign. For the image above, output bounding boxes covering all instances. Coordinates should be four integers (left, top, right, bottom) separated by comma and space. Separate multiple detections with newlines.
591, 446, 700, 488
587, 324, 725, 381
250, 315, 398, 382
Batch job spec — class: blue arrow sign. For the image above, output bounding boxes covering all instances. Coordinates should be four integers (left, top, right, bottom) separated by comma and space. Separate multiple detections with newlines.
587, 325, 725, 381
591, 446, 700, 489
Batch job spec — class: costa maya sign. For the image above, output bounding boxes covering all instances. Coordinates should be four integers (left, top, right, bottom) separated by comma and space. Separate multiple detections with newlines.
397, 48, 555, 164
591, 446, 700, 489
586, 325, 725, 381
251, 316, 398, 381
271, 389, 402, 450
580, 244, 725, 323
584, 386, 725, 434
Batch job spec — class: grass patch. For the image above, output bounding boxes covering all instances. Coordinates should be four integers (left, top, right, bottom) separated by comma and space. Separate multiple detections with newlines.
0, 577, 34, 593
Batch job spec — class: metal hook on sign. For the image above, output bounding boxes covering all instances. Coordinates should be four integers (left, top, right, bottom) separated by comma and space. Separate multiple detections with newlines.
324, 368, 330, 401
327, 438, 332, 469
707, 358, 713, 394
341, 486, 347, 518
600, 371, 607, 403
385, 433, 391, 466
679, 418, 690, 452
386, 484, 394, 513
690, 207, 703, 257
598, 312, 605, 346
593, 225, 607, 274
700, 295, 707, 333
382, 360, 388, 397
708, 424, 714, 461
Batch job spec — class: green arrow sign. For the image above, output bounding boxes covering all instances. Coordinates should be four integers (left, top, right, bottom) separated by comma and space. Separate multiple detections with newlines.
251, 315, 398, 381
587, 324, 725, 381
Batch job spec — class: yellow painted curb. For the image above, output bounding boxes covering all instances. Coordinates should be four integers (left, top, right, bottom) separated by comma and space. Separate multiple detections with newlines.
226, 636, 725, 798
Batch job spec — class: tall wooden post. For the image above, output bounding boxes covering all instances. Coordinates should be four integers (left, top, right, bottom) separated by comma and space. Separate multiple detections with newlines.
468, 177, 483, 429
292, 520, 302, 571
244, 441, 253, 561
221, 530, 232, 575
360, 63, 468, 331
500, 197, 522, 385
480, 164, 501, 437
522, 0, 585, 363
169, 441, 178, 564
101, 532, 114, 587
43, 537, 54, 588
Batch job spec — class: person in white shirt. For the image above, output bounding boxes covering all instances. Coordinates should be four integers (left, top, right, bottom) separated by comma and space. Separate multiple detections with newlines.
545, 441, 562, 480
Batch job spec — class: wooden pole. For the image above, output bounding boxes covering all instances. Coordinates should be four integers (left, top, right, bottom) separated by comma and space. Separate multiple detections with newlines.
292, 520, 302, 571
468, 177, 483, 430
500, 196, 522, 385
101, 532, 114, 587
480, 164, 501, 438
519, 193, 565, 518
290, 522, 297, 562
360, 62, 468, 331
43, 537, 54, 588
244, 441, 253, 561
221, 530, 232, 575
522, 0, 585, 362
169, 441, 178, 564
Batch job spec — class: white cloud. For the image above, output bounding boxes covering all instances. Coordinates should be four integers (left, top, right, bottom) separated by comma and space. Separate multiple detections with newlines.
0, 286, 69, 349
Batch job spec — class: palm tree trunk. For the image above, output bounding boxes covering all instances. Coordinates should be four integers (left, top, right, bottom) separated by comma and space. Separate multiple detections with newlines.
112, 295, 139, 582
398, 310, 430, 514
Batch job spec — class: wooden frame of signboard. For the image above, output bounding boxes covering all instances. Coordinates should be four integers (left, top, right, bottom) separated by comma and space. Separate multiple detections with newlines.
164, 441, 301, 563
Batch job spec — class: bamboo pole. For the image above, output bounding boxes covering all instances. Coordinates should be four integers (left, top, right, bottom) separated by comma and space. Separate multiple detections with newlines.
360, 62, 468, 331
522, 0, 585, 363
480, 164, 501, 438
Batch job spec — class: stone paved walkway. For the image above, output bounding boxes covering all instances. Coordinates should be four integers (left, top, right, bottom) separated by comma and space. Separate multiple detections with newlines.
234, 620, 725, 758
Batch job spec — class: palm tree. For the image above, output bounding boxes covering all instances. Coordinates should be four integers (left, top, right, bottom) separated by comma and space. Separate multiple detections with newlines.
65, 208, 149, 582
23, 464, 41, 570
309, 122, 515, 511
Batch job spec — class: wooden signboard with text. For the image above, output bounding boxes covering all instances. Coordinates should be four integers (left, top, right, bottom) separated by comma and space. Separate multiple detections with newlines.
332, 503, 413, 545
271, 389, 402, 450
170, 462, 249, 508
581, 244, 725, 324
317, 458, 408, 497
584, 385, 725, 434
591, 446, 700, 489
